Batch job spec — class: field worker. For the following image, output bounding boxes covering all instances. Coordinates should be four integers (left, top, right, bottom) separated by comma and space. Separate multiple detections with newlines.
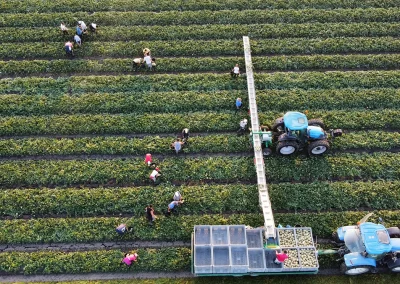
133, 58, 145, 71
121, 253, 138, 266
167, 200, 184, 216
60, 22, 68, 35
171, 139, 184, 154
145, 204, 156, 225
182, 128, 189, 143
235, 97, 242, 114
274, 250, 289, 265
173, 191, 182, 201
145, 153, 157, 167
116, 223, 133, 235
149, 167, 161, 183
231, 64, 240, 78
89, 23, 97, 33
144, 53, 152, 69
65, 41, 74, 56
74, 34, 82, 47
237, 118, 248, 136
76, 25, 83, 37
78, 21, 87, 32
143, 48, 151, 56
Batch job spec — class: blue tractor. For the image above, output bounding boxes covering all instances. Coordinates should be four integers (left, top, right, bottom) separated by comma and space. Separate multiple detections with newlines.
331, 213, 400, 275
270, 111, 342, 156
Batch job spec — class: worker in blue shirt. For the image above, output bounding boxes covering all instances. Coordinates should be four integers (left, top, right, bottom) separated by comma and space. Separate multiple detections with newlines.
166, 200, 184, 216
76, 25, 83, 37
235, 97, 242, 114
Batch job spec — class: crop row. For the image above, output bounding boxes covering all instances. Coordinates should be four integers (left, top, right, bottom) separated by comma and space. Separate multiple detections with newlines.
0, 248, 190, 274
4, 53, 400, 76
3, 22, 400, 46
1, 88, 400, 116
3, 37, 400, 60
2, 109, 400, 136
2, 152, 400, 187
0, 157, 255, 188
2, 8, 400, 28
0, 130, 399, 157
4, 71, 400, 95
0, 134, 248, 156
1, 210, 399, 244
2, 180, 400, 217
0, 184, 258, 217
2, 0, 397, 13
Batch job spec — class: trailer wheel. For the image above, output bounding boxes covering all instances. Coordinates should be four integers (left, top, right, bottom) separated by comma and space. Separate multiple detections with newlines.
263, 148, 272, 157
342, 264, 372, 275
308, 118, 325, 129
388, 255, 400, 272
387, 227, 400, 238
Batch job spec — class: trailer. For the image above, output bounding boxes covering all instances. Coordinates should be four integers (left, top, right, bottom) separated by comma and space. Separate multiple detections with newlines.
192, 225, 319, 276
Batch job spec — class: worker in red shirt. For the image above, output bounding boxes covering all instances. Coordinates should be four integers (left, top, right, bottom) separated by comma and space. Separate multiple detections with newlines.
274, 250, 289, 265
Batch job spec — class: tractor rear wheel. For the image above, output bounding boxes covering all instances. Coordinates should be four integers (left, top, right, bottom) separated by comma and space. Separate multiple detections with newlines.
308, 140, 330, 156
308, 118, 325, 129
276, 141, 298, 156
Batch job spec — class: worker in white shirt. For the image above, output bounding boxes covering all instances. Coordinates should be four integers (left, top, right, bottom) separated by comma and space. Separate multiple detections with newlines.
78, 21, 87, 33
231, 64, 240, 78
238, 118, 248, 136
149, 167, 161, 184
60, 22, 68, 35
74, 34, 82, 47
144, 53, 153, 69
89, 23, 97, 33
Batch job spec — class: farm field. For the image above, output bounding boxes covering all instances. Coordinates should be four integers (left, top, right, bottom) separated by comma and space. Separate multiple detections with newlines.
1, 0, 400, 282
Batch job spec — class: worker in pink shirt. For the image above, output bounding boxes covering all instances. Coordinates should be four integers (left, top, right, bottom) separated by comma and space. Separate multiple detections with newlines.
274, 250, 289, 264
121, 253, 138, 266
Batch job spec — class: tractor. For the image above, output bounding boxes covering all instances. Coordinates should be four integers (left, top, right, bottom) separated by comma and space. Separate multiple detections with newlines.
327, 213, 400, 275
250, 111, 342, 156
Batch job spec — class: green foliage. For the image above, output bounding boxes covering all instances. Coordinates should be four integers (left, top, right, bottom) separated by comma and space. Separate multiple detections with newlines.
0, 184, 259, 217
0, 248, 190, 274
2, 0, 397, 13
0, 157, 255, 187
3, 8, 400, 29
0, 211, 398, 244
3, 53, 400, 75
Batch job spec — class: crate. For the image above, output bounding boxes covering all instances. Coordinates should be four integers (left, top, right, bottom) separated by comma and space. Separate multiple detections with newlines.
295, 228, 315, 247
194, 225, 211, 245
264, 249, 283, 272
277, 228, 296, 248
194, 246, 212, 274
246, 229, 263, 248
212, 226, 229, 245
230, 246, 248, 273
229, 225, 246, 245
298, 248, 319, 272
281, 248, 301, 272
247, 249, 265, 272
213, 246, 231, 274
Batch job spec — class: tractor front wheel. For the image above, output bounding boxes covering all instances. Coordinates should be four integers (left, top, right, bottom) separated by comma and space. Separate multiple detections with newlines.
308, 140, 330, 156
308, 118, 325, 129
341, 263, 372, 275
276, 141, 298, 156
